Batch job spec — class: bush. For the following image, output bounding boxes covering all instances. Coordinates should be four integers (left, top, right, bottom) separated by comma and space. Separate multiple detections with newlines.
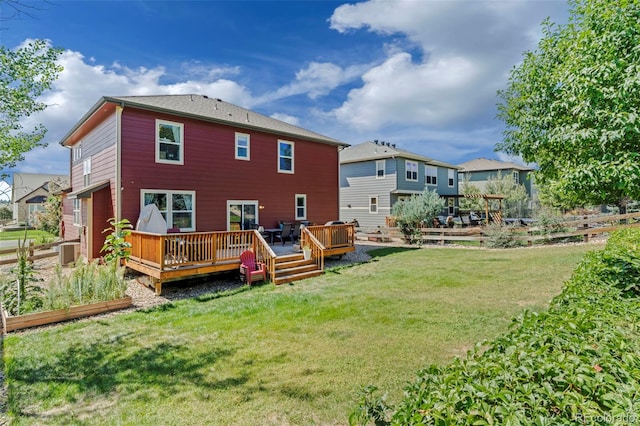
392, 189, 445, 243
483, 222, 521, 248
352, 229, 640, 424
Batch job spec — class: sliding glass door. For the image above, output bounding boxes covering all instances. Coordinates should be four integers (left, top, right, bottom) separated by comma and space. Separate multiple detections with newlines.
227, 200, 258, 230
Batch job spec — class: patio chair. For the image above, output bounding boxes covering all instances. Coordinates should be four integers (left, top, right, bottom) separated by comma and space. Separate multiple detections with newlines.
239, 250, 266, 285
276, 222, 293, 245
291, 222, 301, 243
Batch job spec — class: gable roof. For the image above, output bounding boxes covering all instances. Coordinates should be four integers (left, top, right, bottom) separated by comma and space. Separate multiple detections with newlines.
60, 94, 346, 147
340, 141, 460, 169
457, 158, 534, 172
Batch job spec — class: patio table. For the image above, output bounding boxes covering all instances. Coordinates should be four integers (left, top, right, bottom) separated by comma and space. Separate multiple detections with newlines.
263, 228, 282, 244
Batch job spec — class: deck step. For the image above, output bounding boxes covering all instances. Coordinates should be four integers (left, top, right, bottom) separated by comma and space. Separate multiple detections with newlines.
273, 269, 323, 285
272, 253, 322, 284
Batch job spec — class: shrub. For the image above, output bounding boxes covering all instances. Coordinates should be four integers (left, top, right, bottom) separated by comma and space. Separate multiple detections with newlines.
483, 222, 521, 248
352, 229, 640, 424
0, 240, 44, 315
392, 189, 445, 243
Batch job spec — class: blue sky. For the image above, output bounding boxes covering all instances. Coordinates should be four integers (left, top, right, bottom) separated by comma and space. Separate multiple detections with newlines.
3, 0, 569, 179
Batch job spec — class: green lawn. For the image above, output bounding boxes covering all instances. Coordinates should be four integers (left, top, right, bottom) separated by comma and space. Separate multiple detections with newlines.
3, 243, 599, 425
0, 229, 55, 242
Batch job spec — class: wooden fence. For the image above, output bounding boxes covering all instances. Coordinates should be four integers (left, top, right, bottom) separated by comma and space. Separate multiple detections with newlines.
372, 212, 640, 246
0, 239, 77, 266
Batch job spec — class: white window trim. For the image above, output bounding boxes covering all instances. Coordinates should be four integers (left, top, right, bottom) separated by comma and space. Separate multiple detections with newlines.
369, 195, 378, 214
73, 199, 81, 226
226, 200, 259, 231
448, 169, 455, 187
295, 194, 307, 220
278, 140, 294, 174
235, 132, 250, 161
405, 160, 418, 182
513, 171, 520, 185
72, 143, 82, 162
83, 158, 91, 187
376, 160, 385, 179
425, 165, 437, 186
141, 189, 195, 231
155, 119, 184, 165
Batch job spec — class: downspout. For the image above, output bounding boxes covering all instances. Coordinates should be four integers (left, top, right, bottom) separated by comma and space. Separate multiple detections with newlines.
115, 104, 123, 221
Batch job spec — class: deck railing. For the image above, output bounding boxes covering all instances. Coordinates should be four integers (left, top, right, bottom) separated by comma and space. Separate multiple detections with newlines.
126, 229, 274, 272
305, 223, 355, 249
299, 228, 325, 271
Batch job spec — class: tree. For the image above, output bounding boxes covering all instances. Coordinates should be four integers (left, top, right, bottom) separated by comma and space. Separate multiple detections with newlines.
496, 0, 640, 212
1, 38, 62, 169
392, 189, 445, 241
33, 194, 61, 236
484, 172, 530, 218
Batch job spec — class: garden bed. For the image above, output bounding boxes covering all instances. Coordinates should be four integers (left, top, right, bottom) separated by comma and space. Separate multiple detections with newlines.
1, 296, 132, 333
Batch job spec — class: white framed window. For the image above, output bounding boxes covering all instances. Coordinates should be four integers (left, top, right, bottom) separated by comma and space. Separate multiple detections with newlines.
235, 132, 250, 160
142, 189, 195, 231
72, 143, 82, 162
156, 119, 184, 165
278, 140, 294, 173
448, 169, 455, 187
83, 158, 91, 186
73, 199, 81, 226
295, 194, 307, 220
512, 171, 519, 185
425, 165, 437, 185
376, 160, 385, 179
369, 196, 378, 214
405, 160, 418, 181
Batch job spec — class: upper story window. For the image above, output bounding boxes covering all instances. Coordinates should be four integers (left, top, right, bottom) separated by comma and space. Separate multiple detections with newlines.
405, 160, 418, 182
72, 143, 82, 162
142, 189, 195, 231
448, 169, 455, 187
156, 119, 184, 165
425, 165, 437, 185
512, 171, 520, 185
295, 194, 307, 220
376, 160, 385, 178
278, 140, 294, 173
83, 158, 91, 186
235, 132, 250, 160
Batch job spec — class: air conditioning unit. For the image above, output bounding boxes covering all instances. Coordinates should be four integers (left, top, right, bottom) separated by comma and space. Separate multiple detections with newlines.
59, 242, 80, 265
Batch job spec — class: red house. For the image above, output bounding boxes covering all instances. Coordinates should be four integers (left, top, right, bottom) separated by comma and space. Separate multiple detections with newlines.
60, 94, 348, 260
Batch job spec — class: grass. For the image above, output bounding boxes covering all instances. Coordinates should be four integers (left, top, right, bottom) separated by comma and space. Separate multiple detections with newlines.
0, 229, 55, 242
3, 243, 599, 425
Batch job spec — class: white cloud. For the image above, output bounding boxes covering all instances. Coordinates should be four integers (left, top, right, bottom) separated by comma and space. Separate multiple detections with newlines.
328, 0, 567, 134
270, 113, 300, 126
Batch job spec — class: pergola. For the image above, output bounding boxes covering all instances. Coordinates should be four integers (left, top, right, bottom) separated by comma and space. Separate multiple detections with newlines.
461, 193, 505, 223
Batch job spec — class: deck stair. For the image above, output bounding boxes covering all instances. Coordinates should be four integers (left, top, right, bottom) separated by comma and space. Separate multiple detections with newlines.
272, 252, 322, 285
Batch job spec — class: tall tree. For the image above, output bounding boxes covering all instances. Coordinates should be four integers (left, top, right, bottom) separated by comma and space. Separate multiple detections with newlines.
497, 0, 640, 212
0, 38, 62, 169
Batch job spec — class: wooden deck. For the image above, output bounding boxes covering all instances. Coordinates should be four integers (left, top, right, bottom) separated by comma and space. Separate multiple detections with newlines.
125, 224, 356, 294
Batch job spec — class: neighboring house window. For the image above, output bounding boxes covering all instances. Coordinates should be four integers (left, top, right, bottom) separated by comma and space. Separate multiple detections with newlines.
142, 190, 195, 231
369, 196, 378, 214
405, 161, 418, 181
425, 165, 438, 185
73, 199, 81, 225
235, 132, 250, 160
156, 120, 184, 164
447, 198, 455, 215
72, 143, 82, 162
448, 169, 455, 187
83, 158, 91, 186
376, 160, 385, 178
278, 140, 294, 173
295, 194, 307, 220
513, 171, 519, 185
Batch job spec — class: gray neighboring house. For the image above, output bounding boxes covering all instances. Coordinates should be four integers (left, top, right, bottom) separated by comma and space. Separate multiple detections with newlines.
457, 158, 537, 201
11, 173, 69, 224
339, 141, 460, 229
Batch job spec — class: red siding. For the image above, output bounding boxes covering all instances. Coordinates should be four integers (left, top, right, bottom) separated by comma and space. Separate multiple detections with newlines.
120, 108, 340, 230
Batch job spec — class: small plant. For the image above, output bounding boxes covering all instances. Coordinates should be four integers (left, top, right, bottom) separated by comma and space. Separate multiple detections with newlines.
0, 238, 44, 315
101, 218, 133, 264
349, 385, 390, 426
